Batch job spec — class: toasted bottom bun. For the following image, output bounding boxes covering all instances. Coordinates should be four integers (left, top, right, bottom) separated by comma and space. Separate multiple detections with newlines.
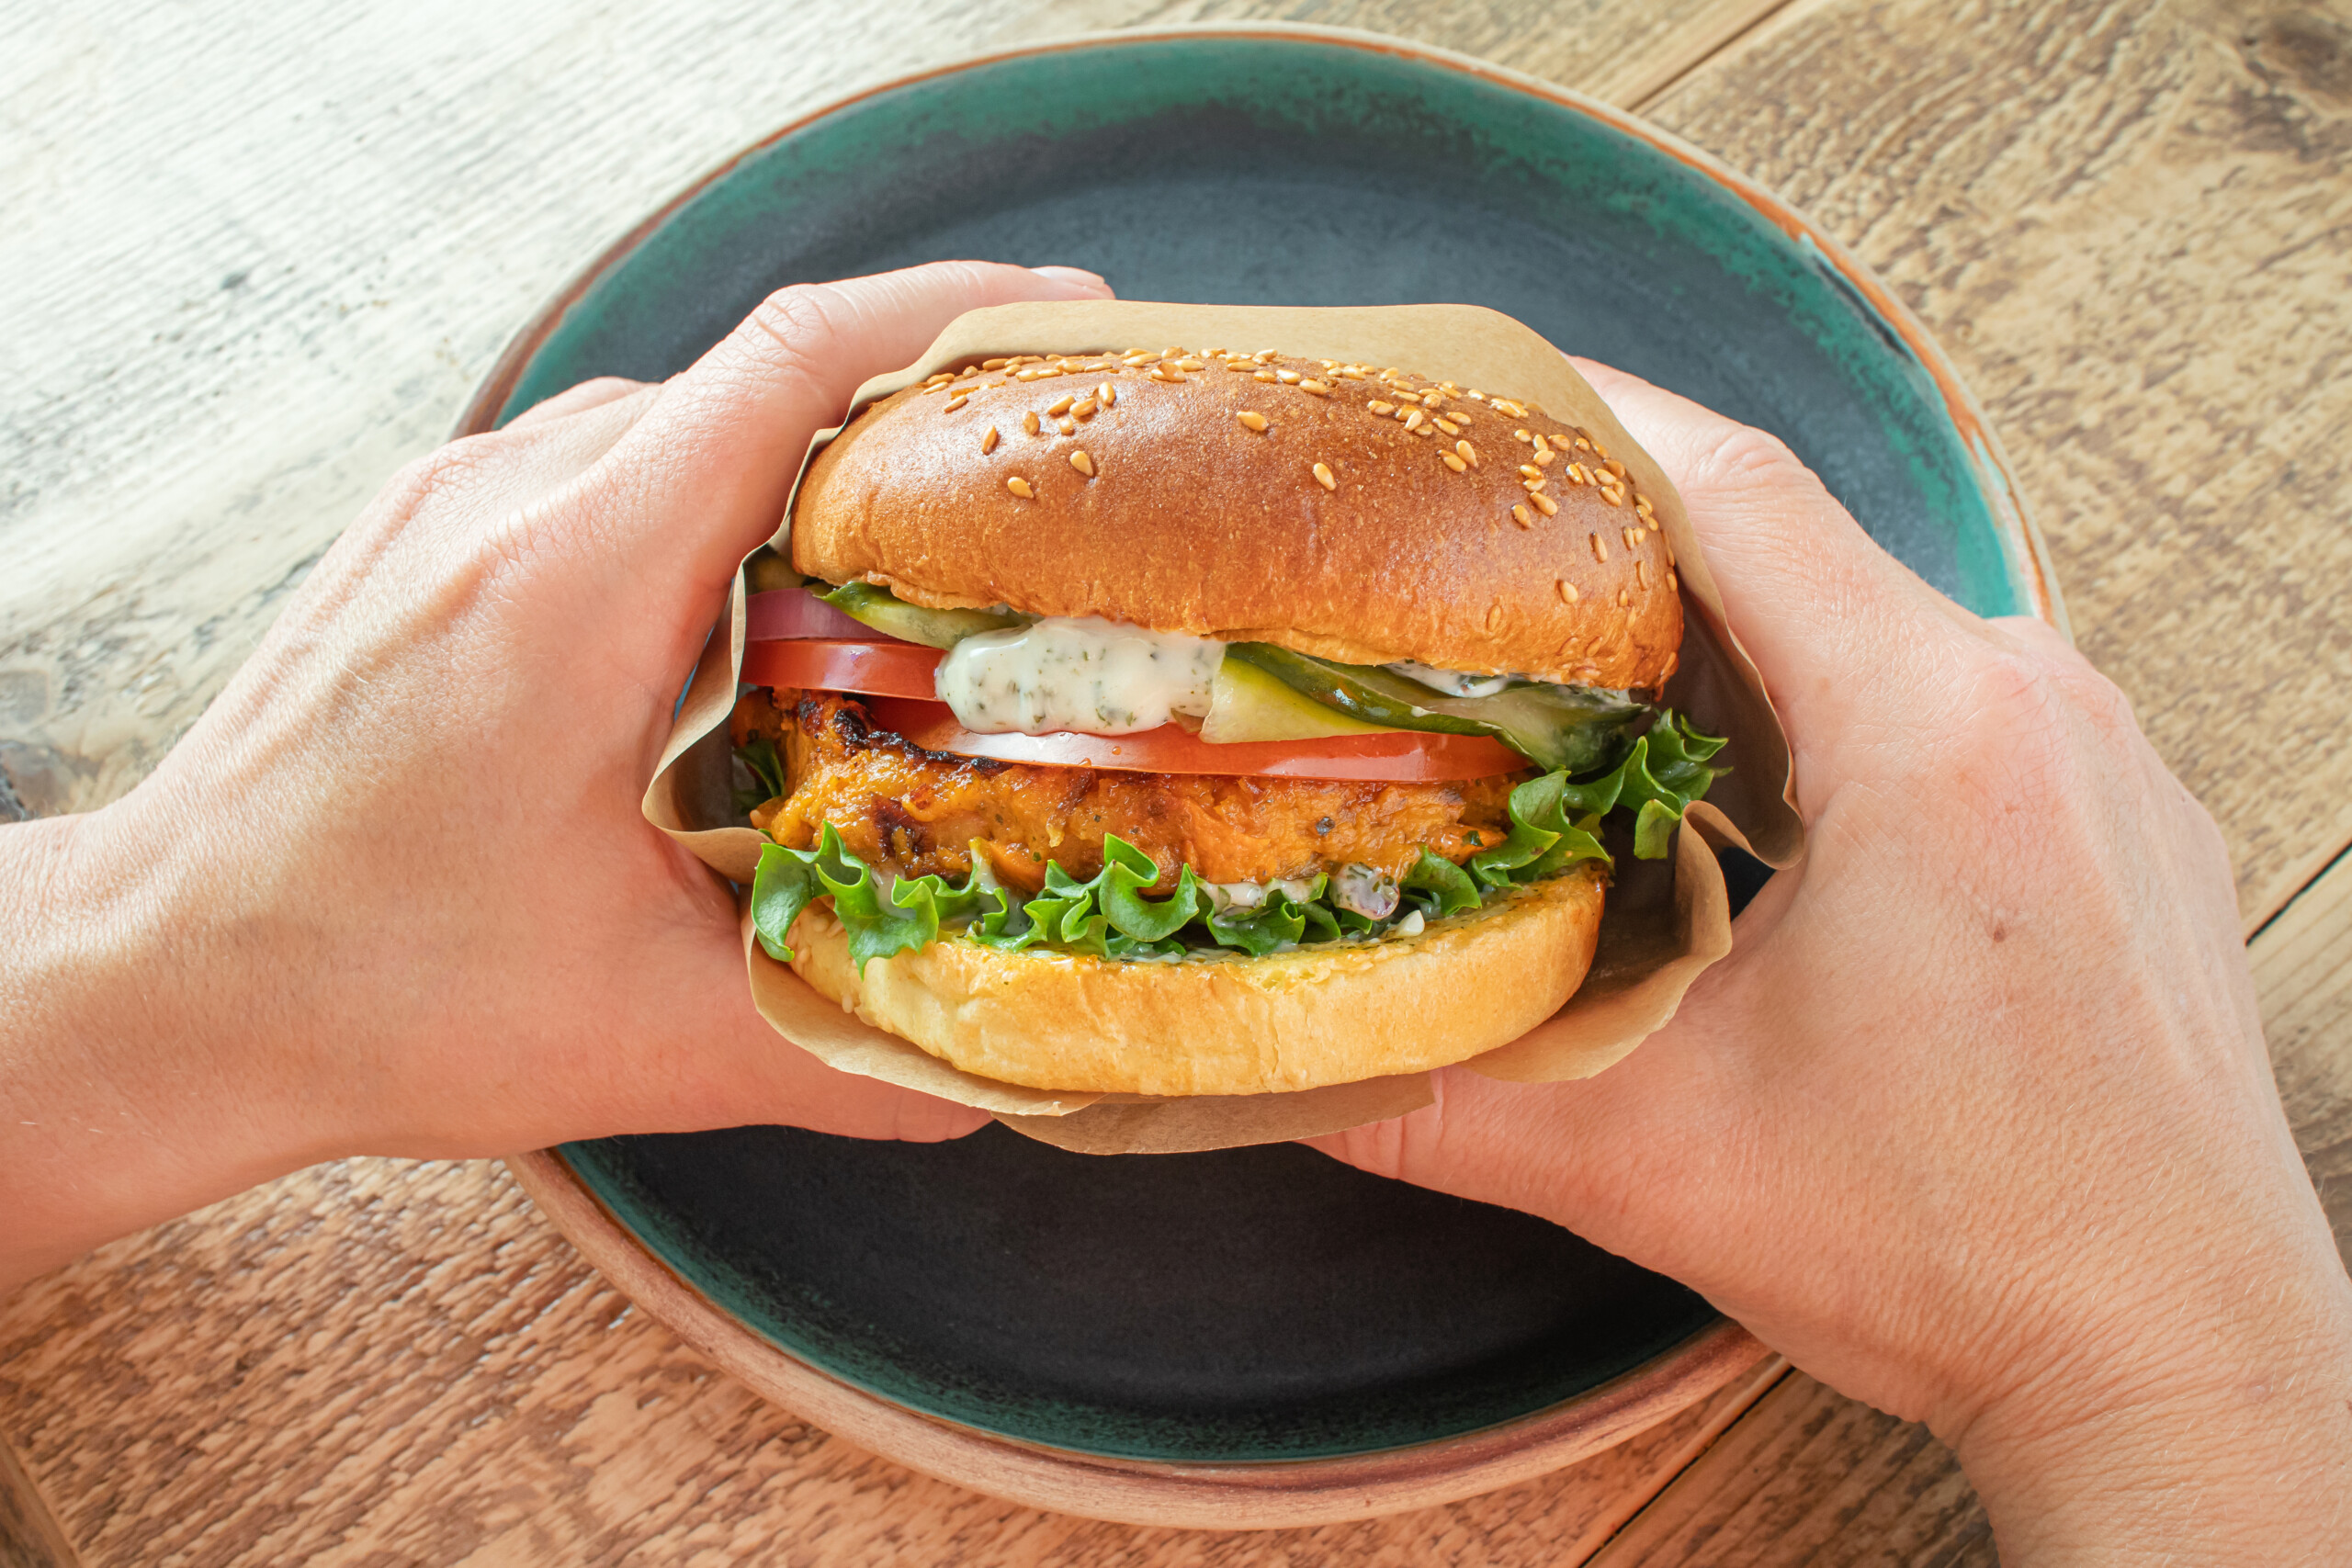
786, 864, 1607, 1097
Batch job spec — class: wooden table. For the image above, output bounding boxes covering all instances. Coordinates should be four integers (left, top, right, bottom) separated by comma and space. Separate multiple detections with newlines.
5, 0, 2348, 1561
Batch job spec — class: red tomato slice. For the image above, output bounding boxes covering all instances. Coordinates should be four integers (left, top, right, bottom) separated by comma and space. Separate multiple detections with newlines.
741, 638, 944, 699
861, 696, 1529, 782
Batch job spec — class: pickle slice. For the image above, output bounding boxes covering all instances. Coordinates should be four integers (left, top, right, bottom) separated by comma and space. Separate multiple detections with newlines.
1198, 654, 1403, 743
820, 581, 1030, 649
1227, 644, 1646, 773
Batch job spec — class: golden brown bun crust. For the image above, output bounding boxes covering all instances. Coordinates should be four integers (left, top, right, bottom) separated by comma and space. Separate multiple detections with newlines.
785, 864, 1606, 1096
793, 352, 1680, 689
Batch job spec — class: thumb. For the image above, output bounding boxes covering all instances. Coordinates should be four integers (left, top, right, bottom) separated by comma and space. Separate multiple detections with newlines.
613, 261, 1114, 614
1568, 357, 1980, 751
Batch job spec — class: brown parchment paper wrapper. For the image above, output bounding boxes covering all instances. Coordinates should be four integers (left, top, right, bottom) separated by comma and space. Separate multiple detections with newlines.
646, 301, 1801, 1155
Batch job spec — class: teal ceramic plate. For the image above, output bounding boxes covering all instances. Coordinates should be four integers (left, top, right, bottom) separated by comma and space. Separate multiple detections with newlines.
471, 25, 2052, 1472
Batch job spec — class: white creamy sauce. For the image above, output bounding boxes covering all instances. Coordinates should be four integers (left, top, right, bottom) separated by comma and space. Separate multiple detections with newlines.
1204, 877, 1321, 915
935, 615, 1224, 735
1385, 660, 1515, 700
1330, 863, 1401, 920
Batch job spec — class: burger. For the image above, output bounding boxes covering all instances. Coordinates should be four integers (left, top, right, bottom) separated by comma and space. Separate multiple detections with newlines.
729, 346, 1724, 1099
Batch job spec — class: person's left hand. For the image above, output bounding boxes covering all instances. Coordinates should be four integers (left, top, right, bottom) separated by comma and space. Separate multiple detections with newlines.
5, 262, 1108, 1286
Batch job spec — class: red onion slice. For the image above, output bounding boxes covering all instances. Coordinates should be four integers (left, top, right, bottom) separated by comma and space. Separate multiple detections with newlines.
746, 588, 895, 642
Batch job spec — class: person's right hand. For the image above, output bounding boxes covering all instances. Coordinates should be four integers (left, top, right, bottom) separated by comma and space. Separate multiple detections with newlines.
1314, 364, 2352, 1562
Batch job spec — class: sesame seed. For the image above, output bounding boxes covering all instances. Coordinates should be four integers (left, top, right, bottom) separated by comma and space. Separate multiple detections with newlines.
1367, 400, 1396, 415
1174, 357, 1204, 372
1434, 419, 1460, 435
1226, 359, 1252, 372
1059, 358, 1086, 372
1519, 463, 1544, 480
1515, 429, 1532, 443
1007, 477, 1035, 499
1016, 369, 1041, 382
1511, 503, 1532, 527
1592, 442, 1611, 460
1623, 527, 1640, 549
1532, 434, 1551, 457
1566, 463, 1590, 485
1405, 410, 1427, 433
1466, 389, 1486, 400
1238, 412, 1268, 432
1070, 450, 1095, 477
1301, 379, 1330, 396
1667, 570, 1679, 592
1493, 399, 1528, 418
1313, 462, 1337, 491
1409, 413, 1434, 434
1574, 436, 1593, 452
1604, 459, 1628, 479
1057, 417, 1076, 435
1636, 559, 1649, 588
1591, 535, 1608, 563
1442, 452, 1467, 472
1072, 399, 1097, 421
1254, 349, 1280, 363
1524, 478, 1547, 492
1456, 439, 1477, 467
1617, 589, 1631, 607
1021, 412, 1041, 436
981, 426, 999, 455
1276, 369, 1301, 384
923, 371, 956, 385
1163, 346, 1186, 358
1533, 492, 1559, 515
1100, 384, 1116, 407
1556, 580, 1579, 604
944, 396, 967, 412
1601, 485, 1625, 507
981, 357, 1010, 371
1046, 394, 1074, 417
1254, 369, 1275, 382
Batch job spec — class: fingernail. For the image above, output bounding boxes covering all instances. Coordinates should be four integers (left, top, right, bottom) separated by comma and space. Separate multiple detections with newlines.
1031, 265, 1110, 292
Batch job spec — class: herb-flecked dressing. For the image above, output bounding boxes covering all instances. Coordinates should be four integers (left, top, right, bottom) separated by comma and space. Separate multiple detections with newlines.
935, 615, 1224, 735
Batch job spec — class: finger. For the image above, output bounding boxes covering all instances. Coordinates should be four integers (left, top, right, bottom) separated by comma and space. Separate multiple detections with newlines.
1029, 265, 1108, 290
610, 261, 1116, 606
1567, 355, 1980, 743
504, 375, 648, 430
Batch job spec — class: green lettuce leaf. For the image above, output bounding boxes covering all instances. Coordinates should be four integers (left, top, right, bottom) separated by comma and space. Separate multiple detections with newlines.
751, 822, 991, 974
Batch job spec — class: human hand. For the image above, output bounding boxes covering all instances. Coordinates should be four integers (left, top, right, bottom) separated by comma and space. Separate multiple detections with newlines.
1312, 363, 2352, 1560
0, 262, 1111, 1290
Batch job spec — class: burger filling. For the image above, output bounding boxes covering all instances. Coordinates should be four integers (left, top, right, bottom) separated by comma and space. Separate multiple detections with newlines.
732, 588, 1726, 970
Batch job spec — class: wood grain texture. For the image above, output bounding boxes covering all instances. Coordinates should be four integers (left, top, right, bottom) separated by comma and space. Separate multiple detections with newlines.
0, 1438, 77, 1568
1640, 0, 2352, 928
1577, 848, 2352, 1566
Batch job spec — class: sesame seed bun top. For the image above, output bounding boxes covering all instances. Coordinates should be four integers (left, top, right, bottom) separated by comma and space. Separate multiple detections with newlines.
790, 348, 1683, 689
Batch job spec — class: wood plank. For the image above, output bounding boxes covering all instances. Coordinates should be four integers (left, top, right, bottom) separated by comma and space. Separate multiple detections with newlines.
1636, 0, 2352, 929
1583, 841, 2352, 1564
